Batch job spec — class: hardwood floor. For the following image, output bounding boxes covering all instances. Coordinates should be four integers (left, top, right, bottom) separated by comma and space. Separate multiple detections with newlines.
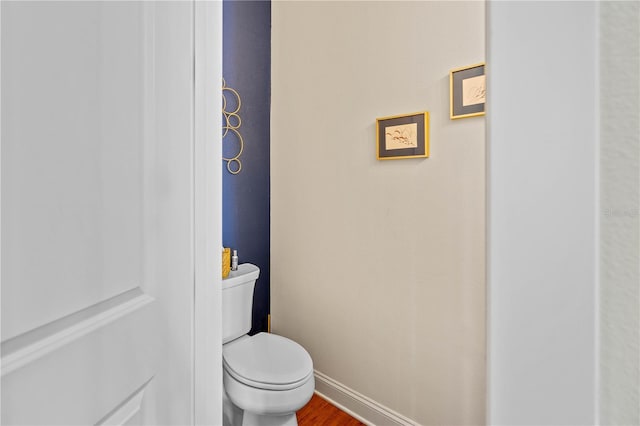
297, 394, 365, 426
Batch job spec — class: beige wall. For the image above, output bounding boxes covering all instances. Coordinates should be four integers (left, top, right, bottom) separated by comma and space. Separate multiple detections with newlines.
271, 2, 485, 425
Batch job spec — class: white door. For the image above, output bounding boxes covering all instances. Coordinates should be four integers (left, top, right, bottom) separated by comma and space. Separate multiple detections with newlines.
1, 2, 220, 424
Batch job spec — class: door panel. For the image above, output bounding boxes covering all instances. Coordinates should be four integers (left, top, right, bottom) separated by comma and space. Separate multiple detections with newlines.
1, 1, 145, 341
2, 301, 155, 424
2, 2, 196, 424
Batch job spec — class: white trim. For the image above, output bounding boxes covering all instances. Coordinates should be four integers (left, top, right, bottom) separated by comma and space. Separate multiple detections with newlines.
486, 2, 599, 423
592, 3, 601, 424
313, 370, 418, 426
193, 1, 223, 425
484, 3, 493, 423
1, 291, 154, 377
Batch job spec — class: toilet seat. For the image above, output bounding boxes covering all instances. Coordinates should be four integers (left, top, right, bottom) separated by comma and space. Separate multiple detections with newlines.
223, 332, 313, 391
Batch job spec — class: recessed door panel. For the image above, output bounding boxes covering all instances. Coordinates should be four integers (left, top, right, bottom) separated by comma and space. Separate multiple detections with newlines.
1, 2, 145, 340
2, 298, 155, 425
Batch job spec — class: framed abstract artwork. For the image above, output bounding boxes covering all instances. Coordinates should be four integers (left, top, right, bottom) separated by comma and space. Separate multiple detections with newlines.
376, 112, 429, 160
450, 63, 486, 119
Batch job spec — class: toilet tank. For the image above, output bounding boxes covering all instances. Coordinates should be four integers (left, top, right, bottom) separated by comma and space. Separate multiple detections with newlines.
222, 263, 260, 344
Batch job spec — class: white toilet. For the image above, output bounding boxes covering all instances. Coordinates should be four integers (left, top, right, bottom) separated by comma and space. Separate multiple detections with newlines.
222, 263, 315, 426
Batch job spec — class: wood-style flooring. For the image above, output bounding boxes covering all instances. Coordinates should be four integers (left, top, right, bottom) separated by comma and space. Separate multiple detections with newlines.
297, 394, 365, 426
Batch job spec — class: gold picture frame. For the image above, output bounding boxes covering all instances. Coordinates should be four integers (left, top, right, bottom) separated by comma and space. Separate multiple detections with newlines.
376, 112, 429, 160
450, 63, 486, 119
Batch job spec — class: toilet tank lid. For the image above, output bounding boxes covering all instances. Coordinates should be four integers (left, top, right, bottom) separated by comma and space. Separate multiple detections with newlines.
222, 263, 260, 288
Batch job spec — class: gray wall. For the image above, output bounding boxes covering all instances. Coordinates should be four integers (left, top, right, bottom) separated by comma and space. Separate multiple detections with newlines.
600, 2, 640, 424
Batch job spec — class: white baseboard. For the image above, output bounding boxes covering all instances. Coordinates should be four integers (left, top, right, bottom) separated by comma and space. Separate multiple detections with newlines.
313, 370, 418, 426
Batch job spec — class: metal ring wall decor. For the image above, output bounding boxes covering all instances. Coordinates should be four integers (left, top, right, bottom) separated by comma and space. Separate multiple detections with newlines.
222, 78, 244, 174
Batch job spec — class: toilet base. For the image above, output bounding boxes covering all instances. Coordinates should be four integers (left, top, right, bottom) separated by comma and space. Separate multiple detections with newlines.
224, 391, 299, 426
222, 366, 314, 426
223, 391, 243, 426
242, 412, 297, 426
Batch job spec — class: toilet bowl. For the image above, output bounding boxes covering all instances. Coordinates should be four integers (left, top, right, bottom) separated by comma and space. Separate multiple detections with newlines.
222, 264, 315, 426
223, 333, 314, 426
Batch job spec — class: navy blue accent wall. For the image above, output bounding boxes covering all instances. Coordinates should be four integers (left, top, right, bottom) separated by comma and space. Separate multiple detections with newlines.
223, 0, 271, 334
